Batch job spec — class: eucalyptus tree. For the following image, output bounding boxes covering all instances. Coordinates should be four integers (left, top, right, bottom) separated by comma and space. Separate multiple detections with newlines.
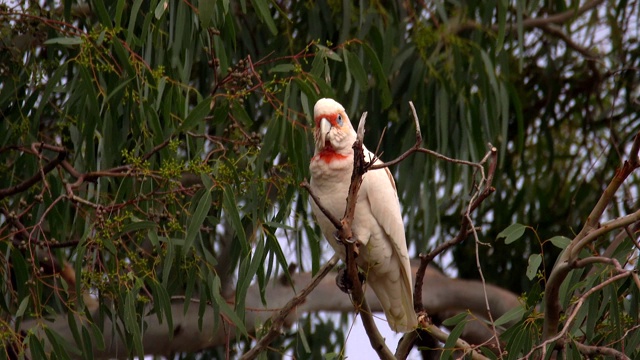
1, 0, 638, 359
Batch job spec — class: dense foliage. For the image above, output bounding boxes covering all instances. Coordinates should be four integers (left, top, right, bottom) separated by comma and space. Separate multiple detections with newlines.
1, 0, 639, 358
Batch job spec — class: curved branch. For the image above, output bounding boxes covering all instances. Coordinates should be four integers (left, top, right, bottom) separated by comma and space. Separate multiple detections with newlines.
543, 131, 640, 340
574, 342, 630, 360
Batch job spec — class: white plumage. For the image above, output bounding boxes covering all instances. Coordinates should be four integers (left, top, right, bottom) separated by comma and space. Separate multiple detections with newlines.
309, 98, 417, 332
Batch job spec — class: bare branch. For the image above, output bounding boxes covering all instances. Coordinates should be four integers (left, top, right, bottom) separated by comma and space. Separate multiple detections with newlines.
574, 342, 630, 360
413, 146, 497, 314
239, 255, 340, 360
334, 111, 395, 359
352, 288, 396, 360
395, 331, 418, 359
369, 102, 484, 173
423, 323, 489, 360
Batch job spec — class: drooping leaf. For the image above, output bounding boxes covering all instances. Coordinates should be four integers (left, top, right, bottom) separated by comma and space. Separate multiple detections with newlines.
497, 223, 527, 244
526, 253, 542, 280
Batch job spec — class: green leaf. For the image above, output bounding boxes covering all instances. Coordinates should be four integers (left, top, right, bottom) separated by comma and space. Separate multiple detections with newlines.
222, 184, 248, 255
441, 311, 468, 326
44, 37, 83, 45
231, 101, 254, 127
257, 114, 284, 167
526, 253, 542, 280
362, 43, 391, 108
269, 64, 296, 73
81, 326, 95, 360
549, 235, 572, 249
162, 236, 176, 286
150, 280, 174, 339
198, 0, 215, 28
316, 44, 342, 62
341, 48, 353, 92
89, 319, 106, 351
212, 276, 248, 336
495, 0, 507, 54
11, 251, 29, 300
297, 321, 312, 353
102, 237, 118, 255
310, 50, 325, 78
250, 0, 277, 35
263, 221, 294, 231
126, 0, 144, 44
91, 0, 111, 26
343, 49, 368, 90
155, 0, 168, 19
235, 238, 266, 321
497, 223, 526, 244
493, 305, 525, 327
33, 63, 68, 122
442, 313, 468, 359
114, 0, 125, 28
116, 220, 158, 237
16, 296, 29, 317
27, 334, 47, 360
124, 282, 144, 358
178, 96, 211, 132
184, 186, 212, 253
45, 326, 79, 359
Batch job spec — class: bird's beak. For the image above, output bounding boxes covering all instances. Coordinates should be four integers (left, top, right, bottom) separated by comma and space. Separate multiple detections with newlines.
319, 117, 331, 146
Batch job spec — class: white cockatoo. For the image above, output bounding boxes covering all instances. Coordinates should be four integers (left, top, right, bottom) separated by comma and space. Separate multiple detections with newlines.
309, 98, 417, 333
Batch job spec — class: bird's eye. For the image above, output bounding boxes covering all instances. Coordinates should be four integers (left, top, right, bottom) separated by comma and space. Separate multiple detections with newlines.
337, 114, 344, 126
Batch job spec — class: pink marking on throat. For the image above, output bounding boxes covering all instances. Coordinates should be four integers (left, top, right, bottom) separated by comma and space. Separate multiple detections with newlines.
313, 146, 348, 163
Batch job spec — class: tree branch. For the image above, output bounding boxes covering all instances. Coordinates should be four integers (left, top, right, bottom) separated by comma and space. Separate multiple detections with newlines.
574, 342, 630, 360
543, 131, 640, 340
424, 323, 490, 360
369, 102, 485, 173
413, 147, 497, 314
0, 144, 67, 200
531, 271, 633, 359
239, 255, 340, 360
340, 112, 395, 360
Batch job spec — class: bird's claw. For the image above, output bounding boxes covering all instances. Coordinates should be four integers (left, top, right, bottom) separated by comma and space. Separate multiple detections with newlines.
335, 267, 366, 294
333, 231, 359, 249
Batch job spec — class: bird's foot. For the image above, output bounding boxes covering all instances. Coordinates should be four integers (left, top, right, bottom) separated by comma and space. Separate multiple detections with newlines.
335, 267, 366, 293
333, 230, 357, 245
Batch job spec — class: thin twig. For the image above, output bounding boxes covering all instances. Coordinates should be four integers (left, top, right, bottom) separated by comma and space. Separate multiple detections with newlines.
413, 147, 497, 314
470, 213, 503, 357
368, 102, 485, 174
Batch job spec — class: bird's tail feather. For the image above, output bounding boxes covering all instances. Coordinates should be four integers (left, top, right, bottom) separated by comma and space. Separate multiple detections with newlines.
366, 271, 418, 333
